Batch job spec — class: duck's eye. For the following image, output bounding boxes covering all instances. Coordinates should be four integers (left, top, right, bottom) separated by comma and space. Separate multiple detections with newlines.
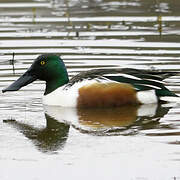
40, 60, 46, 66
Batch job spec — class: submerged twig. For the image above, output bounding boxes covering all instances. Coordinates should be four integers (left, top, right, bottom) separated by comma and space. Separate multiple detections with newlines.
9, 52, 15, 75
156, 0, 162, 37
32, 7, 36, 23
157, 15, 162, 37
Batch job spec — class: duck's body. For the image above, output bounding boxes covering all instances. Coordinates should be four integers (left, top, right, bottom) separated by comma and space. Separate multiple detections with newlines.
43, 68, 174, 107
2, 54, 179, 107
43, 78, 141, 107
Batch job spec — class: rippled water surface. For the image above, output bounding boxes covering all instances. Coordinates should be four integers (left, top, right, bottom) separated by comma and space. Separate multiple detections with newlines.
0, 0, 180, 179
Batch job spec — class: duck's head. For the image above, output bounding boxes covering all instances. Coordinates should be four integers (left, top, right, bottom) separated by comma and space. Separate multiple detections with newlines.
2, 54, 69, 95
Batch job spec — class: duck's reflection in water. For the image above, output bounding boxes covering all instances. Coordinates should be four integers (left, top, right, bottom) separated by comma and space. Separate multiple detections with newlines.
45, 103, 171, 135
78, 105, 138, 128
4, 103, 171, 153
4, 114, 70, 153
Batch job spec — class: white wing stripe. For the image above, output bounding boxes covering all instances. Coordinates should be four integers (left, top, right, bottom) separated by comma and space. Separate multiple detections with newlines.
136, 83, 161, 89
104, 73, 141, 80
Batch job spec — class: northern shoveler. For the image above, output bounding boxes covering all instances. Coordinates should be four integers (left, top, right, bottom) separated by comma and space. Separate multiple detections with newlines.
2, 54, 180, 107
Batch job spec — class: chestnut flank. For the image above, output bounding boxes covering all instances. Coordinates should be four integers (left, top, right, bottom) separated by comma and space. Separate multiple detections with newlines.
77, 82, 138, 108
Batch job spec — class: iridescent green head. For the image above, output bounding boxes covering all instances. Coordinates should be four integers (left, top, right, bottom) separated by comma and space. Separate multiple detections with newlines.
3, 54, 69, 95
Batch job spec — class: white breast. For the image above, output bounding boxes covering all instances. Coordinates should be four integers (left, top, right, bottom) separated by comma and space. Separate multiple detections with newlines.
43, 79, 99, 107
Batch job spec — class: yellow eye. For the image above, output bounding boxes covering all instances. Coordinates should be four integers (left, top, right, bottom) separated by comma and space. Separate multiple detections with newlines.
40, 61, 46, 65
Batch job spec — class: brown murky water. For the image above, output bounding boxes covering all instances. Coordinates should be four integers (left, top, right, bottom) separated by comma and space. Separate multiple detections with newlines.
0, 0, 180, 179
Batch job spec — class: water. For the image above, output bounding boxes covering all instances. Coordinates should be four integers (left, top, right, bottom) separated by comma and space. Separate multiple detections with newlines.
0, 0, 180, 179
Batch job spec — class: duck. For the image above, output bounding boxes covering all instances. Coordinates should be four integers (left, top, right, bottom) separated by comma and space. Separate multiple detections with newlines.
2, 54, 180, 107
